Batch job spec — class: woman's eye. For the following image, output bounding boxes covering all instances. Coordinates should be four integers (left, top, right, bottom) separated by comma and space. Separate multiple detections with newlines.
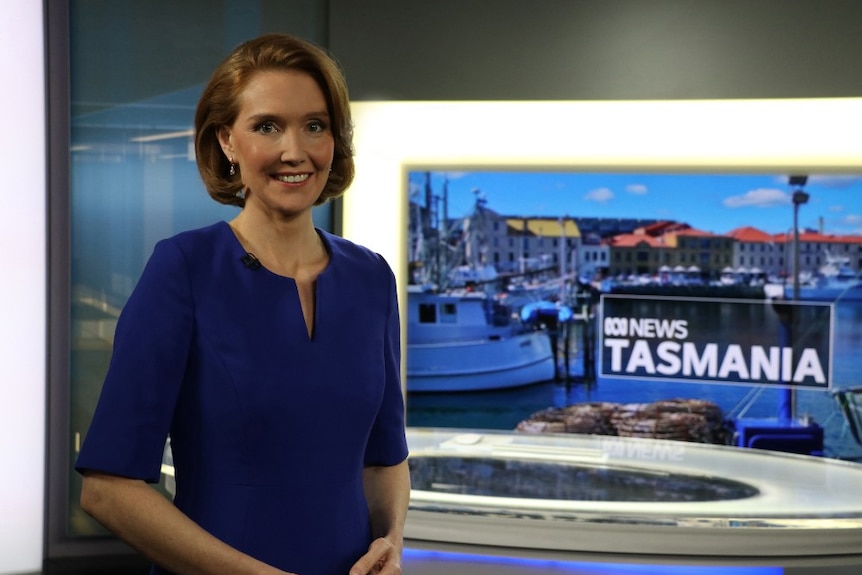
256, 121, 278, 134
308, 120, 327, 133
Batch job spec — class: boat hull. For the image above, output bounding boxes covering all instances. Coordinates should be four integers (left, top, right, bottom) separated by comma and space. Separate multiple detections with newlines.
407, 331, 555, 392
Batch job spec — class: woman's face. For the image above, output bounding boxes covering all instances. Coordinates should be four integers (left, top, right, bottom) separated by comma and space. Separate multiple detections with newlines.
219, 69, 334, 219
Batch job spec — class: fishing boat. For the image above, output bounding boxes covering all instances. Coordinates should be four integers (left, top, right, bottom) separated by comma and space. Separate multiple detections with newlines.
406, 286, 556, 393
406, 174, 559, 392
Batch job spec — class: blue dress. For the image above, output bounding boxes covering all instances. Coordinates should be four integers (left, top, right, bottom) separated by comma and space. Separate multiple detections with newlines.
76, 221, 409, 575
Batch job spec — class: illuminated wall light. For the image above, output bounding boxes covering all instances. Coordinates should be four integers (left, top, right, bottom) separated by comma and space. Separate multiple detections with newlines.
130, 128, 194, 143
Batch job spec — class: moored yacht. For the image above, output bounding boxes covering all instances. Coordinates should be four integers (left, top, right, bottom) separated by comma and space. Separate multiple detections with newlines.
782, 251, 862, 301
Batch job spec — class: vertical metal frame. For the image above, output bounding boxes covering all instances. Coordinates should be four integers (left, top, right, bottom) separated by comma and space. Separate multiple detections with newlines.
44, 0, 136, 562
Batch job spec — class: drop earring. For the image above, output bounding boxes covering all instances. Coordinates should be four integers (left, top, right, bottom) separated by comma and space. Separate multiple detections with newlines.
229, 158, 236, 177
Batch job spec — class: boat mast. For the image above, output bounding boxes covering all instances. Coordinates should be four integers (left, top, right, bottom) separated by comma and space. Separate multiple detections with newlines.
422, 172, 437, 289
559, 215, 566, 302
440, 176, 449, 290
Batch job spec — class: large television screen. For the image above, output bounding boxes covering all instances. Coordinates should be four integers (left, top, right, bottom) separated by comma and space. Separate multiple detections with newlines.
403, 169, 862, 461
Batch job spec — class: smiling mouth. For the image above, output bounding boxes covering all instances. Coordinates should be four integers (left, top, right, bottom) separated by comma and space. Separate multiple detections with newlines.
274, 173, 310, 184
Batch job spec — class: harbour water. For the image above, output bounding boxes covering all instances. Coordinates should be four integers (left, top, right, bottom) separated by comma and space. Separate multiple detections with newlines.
406, 299, 862, 462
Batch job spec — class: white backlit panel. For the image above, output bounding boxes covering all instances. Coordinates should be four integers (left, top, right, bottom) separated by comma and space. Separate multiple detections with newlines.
0, 1, 46, 573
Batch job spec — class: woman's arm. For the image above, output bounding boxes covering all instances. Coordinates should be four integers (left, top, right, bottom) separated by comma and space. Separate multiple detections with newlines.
350, 460, 411, 575
80, 471, 293, 575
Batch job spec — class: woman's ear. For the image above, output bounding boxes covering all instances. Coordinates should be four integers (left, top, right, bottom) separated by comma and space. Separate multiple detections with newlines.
217, 126, 233, 157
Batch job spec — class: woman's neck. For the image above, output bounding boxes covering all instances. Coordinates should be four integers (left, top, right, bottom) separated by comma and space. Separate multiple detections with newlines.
229, 209, 327, 279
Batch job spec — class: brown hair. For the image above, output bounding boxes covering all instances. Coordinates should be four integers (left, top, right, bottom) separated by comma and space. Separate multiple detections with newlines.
194, 34, 354, 207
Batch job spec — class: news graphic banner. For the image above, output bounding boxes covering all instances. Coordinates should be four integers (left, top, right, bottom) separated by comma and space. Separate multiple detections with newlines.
599, 295, 833, 389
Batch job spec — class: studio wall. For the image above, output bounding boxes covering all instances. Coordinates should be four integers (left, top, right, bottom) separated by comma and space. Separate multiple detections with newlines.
330, 0, 862, 101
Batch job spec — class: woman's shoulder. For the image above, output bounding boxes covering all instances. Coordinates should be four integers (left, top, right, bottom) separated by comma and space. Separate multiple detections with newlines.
164, 221, 230, 249
151, 221, 233, 259
320, 229, 395, 283
144, 221, 234, 275
321, 229, 387, 266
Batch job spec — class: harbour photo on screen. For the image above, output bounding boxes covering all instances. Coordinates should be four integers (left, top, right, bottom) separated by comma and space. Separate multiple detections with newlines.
404, 170, 862, 461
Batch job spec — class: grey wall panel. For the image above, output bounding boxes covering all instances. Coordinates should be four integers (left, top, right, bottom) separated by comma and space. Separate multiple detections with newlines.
329, 0, 862, 101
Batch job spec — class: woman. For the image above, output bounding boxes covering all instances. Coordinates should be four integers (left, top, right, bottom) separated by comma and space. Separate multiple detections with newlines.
76, 34, 410, 575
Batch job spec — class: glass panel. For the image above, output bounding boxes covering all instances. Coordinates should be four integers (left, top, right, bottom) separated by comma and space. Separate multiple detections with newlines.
408, 454, 760, 502
67, 0, 329, 538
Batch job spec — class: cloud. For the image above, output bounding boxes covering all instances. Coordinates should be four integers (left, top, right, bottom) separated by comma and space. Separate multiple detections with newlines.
626, 184, 648, 195
828, 205, 845, 213
824, 213, 862, 234
584, 187, 614, 202
723, 188, 791, 208
807, 175, 862, 189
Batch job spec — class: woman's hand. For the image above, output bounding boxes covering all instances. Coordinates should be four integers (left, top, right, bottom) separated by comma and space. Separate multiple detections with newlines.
348, 536, 402, 575
355, 460, 409, 574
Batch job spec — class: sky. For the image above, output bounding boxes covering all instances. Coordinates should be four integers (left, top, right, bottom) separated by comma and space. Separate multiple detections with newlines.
407, 171, 862, 236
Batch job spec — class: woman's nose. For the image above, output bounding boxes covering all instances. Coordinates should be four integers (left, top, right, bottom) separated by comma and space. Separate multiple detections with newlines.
279, 129, 306, 164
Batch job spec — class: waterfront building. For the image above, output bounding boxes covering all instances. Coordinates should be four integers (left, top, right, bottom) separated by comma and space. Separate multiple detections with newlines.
727, 226, 783, 281
605, 222, 733, 282
729, 226, 862, 281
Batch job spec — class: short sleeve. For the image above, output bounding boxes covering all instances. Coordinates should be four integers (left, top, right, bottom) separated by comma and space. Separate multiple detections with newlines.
75, 239, 194, 483
363, 259, 409, 467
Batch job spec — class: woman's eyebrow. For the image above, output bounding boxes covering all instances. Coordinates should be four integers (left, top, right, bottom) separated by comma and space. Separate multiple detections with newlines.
244, 110, 330, 123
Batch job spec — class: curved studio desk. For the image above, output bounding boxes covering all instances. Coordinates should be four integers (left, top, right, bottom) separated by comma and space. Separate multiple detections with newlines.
401, 428, 862, 574
160, 429, 862, 574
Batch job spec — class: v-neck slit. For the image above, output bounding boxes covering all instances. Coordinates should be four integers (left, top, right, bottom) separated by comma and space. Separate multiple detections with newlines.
295, 277, 318, 341
220, 221, 331, 343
